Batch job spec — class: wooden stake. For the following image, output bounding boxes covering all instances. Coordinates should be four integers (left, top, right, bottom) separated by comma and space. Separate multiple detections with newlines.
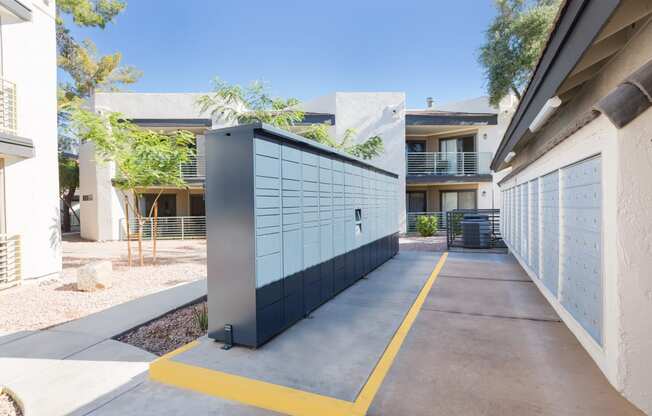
125, 196, 132, 267
138, 219, 144, 267
153, 202, 158, 264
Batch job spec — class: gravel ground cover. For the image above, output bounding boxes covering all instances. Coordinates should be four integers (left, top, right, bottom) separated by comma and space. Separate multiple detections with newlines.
0, 392, 22, 416
0, 236, 206, 333
117, 301, 207, 356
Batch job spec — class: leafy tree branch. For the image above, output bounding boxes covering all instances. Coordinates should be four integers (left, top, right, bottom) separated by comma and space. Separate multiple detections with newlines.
479, 0, 561, 106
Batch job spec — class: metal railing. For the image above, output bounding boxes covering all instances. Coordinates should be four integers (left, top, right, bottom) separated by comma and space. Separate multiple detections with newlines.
407, 212, 446, 233
0, 78, 17, 135
119, 216, 206, 240
0, 234, 21, 289
446, 209, 505, 249
406, 152, 492, 176
180, 156, 206, 180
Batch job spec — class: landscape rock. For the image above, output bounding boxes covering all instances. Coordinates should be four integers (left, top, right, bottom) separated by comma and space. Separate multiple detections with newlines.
77, 260, 113, 292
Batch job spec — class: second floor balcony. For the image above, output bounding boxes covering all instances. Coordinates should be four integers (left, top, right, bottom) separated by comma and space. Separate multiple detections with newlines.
406, 152, 492, 178
180, 155, 206, 181
0, 78, 17, 136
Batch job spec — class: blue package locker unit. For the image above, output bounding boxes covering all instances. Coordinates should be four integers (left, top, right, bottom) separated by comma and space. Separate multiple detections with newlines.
205, 123, 400, 348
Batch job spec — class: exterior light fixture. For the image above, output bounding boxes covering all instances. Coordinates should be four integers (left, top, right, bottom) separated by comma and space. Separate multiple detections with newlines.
529, 96, 562, 133
504, 151, 516, 163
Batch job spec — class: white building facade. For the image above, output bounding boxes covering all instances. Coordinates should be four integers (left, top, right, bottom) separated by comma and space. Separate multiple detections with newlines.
0, 0, 61, 285
81, 91, 512, 240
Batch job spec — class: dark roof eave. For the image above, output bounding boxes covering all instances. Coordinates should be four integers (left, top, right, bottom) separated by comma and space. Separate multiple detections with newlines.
129, 118, 212, 128
406, 113, 498, 126
491, 0, 620, 171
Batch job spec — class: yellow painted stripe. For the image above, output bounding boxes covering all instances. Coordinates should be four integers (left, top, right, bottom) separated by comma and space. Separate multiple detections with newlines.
352, 252, 448, 415
150, 357, 355, 416
149, 253, 448, 416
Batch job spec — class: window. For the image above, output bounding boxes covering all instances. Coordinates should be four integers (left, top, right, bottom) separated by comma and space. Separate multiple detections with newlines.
440, 190, 476, 212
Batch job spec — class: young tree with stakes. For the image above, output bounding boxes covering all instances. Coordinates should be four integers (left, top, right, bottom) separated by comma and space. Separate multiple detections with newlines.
71, 109, 195, 266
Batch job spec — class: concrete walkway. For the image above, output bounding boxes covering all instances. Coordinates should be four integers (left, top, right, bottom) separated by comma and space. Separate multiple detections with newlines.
2, 251, 643, 415
368, 252, 643, 415
0, 279, 205, 416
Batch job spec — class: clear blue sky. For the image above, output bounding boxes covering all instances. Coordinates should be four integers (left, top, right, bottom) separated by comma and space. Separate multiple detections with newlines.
66, 0, 497, 109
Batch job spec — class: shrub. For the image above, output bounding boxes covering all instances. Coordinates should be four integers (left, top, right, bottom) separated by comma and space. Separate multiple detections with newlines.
450, 212, 465, 237
193, 303, 208, 332
416, 215, 439, 237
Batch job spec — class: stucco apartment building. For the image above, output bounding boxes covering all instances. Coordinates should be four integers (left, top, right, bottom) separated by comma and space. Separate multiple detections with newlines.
80, 91, 513, 240
495, 0, 652, 413
0, 0, 60, 286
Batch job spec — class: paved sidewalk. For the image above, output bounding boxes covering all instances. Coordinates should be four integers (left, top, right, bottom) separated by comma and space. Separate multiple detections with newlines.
0, 279, 205, 416
368, 252, 643, 415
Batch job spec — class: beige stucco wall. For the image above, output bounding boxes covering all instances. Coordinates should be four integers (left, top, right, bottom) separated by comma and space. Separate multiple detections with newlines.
497, 19, 652, 414
614, 106, 652, 412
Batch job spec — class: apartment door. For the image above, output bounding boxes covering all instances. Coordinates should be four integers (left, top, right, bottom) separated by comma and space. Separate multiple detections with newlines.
406, 191, 427, 213
440, 136, 475, 174
441, 190, 476, 212
190, 194, 205, 216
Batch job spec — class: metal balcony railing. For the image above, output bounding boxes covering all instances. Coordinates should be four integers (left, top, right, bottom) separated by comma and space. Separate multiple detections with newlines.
180, 156, 205, 180
406, 212, 446, 233
0, 79, 17, 135
0, 234, 21, 290
406, 152, 492, 176
120, 216, 206, 240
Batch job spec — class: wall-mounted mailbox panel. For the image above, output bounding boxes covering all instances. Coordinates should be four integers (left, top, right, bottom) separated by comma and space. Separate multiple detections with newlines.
205, 123, 399, 348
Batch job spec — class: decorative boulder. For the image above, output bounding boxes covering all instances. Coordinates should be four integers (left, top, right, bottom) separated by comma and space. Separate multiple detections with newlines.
77, 260, 113, 292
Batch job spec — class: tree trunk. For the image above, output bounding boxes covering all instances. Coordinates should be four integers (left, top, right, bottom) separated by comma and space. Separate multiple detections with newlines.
60, 188, 79, 233
62, 206, 71, 233
137, 218, 144, 267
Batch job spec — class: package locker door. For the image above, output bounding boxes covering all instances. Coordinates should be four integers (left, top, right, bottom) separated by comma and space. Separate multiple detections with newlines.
254, 138, 283, 343
344, 162, 357, 286
541, 171, 560, 296
332, 160, 346, 293
319, 155, 334, 303
281, 144, 304, 327
521, 183, 529, 264
529, 179, 540, 275
302, 150, 321, 313
560, 156, 602, 345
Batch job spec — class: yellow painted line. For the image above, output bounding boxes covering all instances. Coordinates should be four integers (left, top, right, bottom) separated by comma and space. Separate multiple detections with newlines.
150, 358, 354, 416
352, 252, 447, 415
149, 253, 448, 416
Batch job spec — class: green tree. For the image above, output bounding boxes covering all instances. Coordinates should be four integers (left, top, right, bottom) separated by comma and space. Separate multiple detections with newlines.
197, 78, 304, 130
299, 124, 384, 160
56, 0, 141, 232
71, 108, 195, 266
479, 0, 561, 106
198, 78, 384, 160
56, 0, 139, 108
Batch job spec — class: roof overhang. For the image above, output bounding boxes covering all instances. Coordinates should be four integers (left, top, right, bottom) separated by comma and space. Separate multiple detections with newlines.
406, 111, 497, 127
129, 118, 212, 128
0, 0, 31, 22
298, 112, 335, 125
491, 0, 623, 171
0, 132, 34, 158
